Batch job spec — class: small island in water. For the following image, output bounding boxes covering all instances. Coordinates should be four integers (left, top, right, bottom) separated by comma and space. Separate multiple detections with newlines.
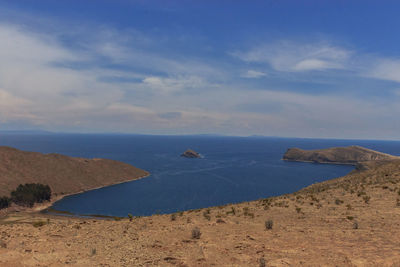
181, 149, 201, 158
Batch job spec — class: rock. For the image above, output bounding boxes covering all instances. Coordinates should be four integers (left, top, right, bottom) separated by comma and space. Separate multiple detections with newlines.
181, 149, 201, 158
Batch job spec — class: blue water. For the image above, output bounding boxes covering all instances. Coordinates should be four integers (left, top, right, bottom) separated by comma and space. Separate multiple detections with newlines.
1, 134, 400, 217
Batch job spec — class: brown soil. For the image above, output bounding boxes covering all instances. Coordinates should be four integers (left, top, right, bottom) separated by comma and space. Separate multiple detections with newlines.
0, 146, 149, 197
2, 159, 400, 266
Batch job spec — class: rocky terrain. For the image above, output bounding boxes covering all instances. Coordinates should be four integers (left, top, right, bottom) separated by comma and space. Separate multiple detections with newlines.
283, 145, 399, 165
1, 157, 400, 266
0, 146, 149, 198
181, 149, 201, 158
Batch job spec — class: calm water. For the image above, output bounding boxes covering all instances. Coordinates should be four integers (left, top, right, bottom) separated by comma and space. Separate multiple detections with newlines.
1, 134, 400, 217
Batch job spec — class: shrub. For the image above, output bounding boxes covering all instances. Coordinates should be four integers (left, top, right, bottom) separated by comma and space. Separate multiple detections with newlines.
259, 257, 266, 267
11, 183, 51, 207
353, 221, 359, 229
32, 221, 47, 228
226, 207, 236, 215
191, 227, 201, 239
0, 196, 11, 210
363, 195, 371, 204
243, 207, 254, 218
335, 199, 343, 205
171, 213, 177, 221
203, 211, 211, 221
265, 219, 273, 230
128, 213, 133, 222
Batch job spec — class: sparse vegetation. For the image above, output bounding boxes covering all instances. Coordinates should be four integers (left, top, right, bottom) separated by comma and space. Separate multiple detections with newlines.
357, 191, 366, 197
32, 220, 47, 228
295, 207, 302, 213
191, 227, 201, 239
363, 195, 371, 204
265, 219, 273, 230
226, 207, 236, 215
203, 210, 211, 221
90, 248, 97, 256
259, 257, 266, 267
243, 207, 254, 218
335, 199, 343, 205
171, 213, 177, 221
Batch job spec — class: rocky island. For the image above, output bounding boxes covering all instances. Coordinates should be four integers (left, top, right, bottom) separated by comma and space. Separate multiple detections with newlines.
181, 149, 201, 158
282, 145, 399, 165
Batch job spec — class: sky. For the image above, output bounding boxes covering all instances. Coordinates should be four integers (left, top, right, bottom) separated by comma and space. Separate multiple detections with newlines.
0, 0, 400, 139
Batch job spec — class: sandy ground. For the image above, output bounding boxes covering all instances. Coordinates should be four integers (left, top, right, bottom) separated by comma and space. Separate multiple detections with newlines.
2, 161, 400, 266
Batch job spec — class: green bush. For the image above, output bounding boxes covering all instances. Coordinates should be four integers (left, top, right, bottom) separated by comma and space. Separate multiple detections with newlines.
11, 183, 51, 207
0, 196, 11, 210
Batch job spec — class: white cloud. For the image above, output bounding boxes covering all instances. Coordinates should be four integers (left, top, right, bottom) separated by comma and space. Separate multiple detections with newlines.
1, 20, 400, 139
234, 41, 351, 72
365, 59, 400, 83
241, 70, 267, 78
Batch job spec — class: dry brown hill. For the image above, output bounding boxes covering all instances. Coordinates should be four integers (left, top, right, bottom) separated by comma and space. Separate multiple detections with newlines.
0, 146, 149, 197
283, 145, 399, 165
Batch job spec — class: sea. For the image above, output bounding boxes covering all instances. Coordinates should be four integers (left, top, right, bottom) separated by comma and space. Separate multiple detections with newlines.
1, 133, 400, 217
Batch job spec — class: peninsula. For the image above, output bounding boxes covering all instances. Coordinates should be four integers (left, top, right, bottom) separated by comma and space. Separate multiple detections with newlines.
282, 145, 399, 165
0, 146, 149, 206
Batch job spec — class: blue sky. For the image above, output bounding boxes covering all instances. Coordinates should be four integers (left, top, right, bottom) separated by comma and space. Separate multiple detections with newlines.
0, 0, 400, 139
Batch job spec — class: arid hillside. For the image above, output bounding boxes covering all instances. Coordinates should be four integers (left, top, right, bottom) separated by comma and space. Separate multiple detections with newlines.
0, 146, 149, 197
1, 157, 400, 266
283, 145, 399, 165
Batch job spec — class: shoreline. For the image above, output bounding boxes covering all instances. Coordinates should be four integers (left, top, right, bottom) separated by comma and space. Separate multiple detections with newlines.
13, 161, 359, 219
282, 158, 358, 166
1, 172, 150, 218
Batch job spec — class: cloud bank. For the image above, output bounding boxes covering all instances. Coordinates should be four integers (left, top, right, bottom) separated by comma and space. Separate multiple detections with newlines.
0, 18, 399, 139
